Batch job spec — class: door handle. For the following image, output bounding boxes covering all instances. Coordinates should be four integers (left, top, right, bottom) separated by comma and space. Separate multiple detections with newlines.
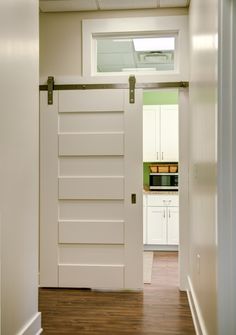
131, 193, 136, 204
163, 210, 165, 218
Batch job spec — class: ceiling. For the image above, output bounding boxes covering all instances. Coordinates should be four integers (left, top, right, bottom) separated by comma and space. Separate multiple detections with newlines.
39, 0, 190, 13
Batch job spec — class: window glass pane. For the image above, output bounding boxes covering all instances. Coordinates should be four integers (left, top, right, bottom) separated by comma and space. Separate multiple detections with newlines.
96, 36, 175, 73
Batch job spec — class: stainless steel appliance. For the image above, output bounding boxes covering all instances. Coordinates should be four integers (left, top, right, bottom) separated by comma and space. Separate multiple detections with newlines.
149, 173, 178, 191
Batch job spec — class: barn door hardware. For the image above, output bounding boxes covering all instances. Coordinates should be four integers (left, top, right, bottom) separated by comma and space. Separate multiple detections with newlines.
129, 75, 136, 104
47, 76, 54, 105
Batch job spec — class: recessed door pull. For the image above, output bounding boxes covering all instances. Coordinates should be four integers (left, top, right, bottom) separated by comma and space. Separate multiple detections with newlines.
131, 193, 136, 204
129, 75, 136, 104
47, 76, 54, 105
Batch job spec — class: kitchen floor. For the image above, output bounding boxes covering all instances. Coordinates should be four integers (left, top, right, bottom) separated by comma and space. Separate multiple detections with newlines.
39, 252, 195, 334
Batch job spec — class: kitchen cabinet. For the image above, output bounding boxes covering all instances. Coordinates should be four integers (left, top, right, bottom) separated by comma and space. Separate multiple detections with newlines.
146, 194, 179, 245
167, 207, 179, 244
147, 207, 166, 244
143, 105, 178, 162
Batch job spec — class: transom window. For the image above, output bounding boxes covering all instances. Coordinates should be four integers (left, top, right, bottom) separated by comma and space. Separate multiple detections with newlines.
82, 16, 188, 79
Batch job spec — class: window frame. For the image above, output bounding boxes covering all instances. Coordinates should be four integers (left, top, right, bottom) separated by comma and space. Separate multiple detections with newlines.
82, 16, 188, 81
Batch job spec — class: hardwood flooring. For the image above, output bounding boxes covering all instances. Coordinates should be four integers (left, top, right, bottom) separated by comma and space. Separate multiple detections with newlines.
39, 252, 195, 334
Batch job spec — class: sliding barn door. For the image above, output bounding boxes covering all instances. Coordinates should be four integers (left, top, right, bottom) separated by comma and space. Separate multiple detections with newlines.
40, 89, 143, 289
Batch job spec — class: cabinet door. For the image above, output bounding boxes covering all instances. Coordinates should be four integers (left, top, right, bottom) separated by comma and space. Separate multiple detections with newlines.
147, 207, 166, 244
160, 105, 178, 162
167, 207, 179, 244
143, 106, 160, 162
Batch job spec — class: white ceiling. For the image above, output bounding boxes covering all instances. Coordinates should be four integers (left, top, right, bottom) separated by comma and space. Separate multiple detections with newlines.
39, 0, 190, 13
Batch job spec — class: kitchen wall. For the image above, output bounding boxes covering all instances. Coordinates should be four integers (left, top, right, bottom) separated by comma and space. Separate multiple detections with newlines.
0, 0, 41, 334
40, 8, 187, 79
188, 0, 217, 334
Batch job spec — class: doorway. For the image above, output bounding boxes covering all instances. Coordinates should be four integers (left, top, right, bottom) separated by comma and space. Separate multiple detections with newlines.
142, 89, 180, 285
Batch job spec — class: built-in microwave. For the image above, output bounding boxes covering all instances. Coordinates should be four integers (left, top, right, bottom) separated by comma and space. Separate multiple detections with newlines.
149, 173, 178, 191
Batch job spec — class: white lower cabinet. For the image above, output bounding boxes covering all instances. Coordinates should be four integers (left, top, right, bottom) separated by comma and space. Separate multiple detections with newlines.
145, 194, 179, 246
167, 207, 179, 244
147, 207, 167, 244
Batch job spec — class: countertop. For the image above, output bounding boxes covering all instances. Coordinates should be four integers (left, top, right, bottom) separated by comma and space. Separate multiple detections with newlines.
143, 186, 178, 195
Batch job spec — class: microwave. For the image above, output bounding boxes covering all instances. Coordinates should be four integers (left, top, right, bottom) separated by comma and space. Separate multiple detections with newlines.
149, 173, 178, 191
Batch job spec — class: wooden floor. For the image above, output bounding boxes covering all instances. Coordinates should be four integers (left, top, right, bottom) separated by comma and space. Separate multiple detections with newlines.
39, 252, 195, 334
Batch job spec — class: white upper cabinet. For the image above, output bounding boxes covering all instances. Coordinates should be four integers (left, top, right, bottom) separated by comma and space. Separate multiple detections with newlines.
143, 106, 159, 161
160, 105, 179, 162
143, 104, 178, 162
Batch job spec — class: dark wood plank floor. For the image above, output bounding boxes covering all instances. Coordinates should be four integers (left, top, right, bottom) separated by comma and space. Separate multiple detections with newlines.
39, 252, 195, 334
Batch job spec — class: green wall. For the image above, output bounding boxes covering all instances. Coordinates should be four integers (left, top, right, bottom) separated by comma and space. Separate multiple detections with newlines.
143, 90, 178, 105
143, 162, 150, 188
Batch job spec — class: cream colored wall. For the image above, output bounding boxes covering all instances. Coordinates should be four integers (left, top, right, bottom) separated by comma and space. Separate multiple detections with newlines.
40, 8, 188, 78
217, 1, 236, 333
188, 0, 217, 334
0, 0, 40, 334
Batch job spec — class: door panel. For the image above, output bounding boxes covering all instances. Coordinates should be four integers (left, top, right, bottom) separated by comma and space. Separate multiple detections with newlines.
167, 207, 179, 244
143, 106, 157, 161
59, 200, 124, 220
147, 207, 166, 244
59, 156, 124, 176
58, 133, 124, 156
40, 88, 143, 289
59, 244, 124, 265
59, 265, 124, 289
59, 111, 123, 132
58, 220, 124, 244
59, 89, 124, 112
160, 105, 179, 161
58, 176, 124, 199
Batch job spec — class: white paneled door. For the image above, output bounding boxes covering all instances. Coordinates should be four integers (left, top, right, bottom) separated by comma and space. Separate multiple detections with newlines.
40, 89, 143, 289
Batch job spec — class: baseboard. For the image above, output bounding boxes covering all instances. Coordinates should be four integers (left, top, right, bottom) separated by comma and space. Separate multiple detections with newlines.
17, 312, 42, 335
187, 276, 208, 335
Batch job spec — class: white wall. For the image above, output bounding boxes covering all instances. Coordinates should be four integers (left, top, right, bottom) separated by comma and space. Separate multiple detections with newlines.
218, 0, 236, 333
188, 0, 218, 334
40, 8, 188, 80
0, 0, 41, 334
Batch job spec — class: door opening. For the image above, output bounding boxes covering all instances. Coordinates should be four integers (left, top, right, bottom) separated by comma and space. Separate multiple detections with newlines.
142, 89, 180, 285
